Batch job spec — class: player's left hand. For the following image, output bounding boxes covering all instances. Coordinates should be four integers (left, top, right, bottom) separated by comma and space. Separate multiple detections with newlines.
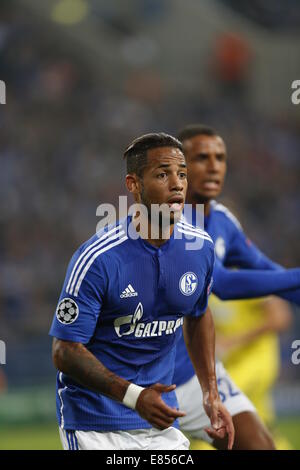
203, 392, 235, 450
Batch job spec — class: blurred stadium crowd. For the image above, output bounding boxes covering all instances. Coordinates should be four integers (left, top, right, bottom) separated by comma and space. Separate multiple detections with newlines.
220, 0, 300, 31
0, 0, 299, 388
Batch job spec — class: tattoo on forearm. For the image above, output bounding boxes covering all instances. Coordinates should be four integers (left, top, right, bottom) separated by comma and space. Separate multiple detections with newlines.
54, 340, 129, 401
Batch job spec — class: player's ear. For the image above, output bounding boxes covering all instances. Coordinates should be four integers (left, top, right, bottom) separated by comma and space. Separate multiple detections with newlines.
126, 174, 141, 195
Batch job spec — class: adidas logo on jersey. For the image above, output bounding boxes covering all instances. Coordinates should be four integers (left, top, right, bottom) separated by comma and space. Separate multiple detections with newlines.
120, 284, 138, 298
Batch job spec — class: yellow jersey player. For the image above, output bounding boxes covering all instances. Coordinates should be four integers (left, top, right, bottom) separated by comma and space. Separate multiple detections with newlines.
191, 296, 293, 450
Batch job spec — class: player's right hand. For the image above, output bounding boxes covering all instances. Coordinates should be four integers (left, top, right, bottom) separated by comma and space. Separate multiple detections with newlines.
203, 394, 235, 450
136, 383, 186, 430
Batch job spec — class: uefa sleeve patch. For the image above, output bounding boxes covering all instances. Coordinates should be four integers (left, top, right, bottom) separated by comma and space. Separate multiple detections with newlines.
56, 298, 79, 325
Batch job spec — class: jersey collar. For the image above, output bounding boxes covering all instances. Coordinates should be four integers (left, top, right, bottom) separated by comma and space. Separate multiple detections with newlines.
125, 215, 176, 254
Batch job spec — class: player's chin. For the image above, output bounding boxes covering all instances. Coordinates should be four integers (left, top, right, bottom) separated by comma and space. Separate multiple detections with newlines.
197, 188, 221, 200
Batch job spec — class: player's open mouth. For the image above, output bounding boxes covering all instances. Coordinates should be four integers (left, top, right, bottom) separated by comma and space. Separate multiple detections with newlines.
167, 196, 184, 211
202, 180, 220, 191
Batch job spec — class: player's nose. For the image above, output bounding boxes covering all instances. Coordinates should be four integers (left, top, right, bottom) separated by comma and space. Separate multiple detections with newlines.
169, 173, 184, 192
207, 155, 221, 173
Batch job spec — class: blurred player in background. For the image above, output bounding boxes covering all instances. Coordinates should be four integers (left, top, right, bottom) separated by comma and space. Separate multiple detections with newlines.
214, 296, 293, 449
174, 124, 300, 450
191, 295, 293, 450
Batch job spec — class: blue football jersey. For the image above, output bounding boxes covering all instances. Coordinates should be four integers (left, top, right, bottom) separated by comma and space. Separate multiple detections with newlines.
174, 201, 267, 386
49, 216, 214, 431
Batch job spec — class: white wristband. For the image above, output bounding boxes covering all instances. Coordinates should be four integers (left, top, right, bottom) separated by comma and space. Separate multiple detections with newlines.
123, 384, 145, 410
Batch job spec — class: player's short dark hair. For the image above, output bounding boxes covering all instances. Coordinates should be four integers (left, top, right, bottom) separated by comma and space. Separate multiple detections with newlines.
177, 124, 217, 143
124, 132, 183, 177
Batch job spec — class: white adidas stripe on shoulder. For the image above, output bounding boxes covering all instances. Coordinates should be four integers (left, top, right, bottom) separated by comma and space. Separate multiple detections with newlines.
66, 225, 123, 294
67, 227, 124, 295
72, 234, 128, 297
74, 232, 128, 297
68, 230, 126, 295
178, 220, 208, 236
179, 216, 209, 235
177, 227, 213, 244
178, 219, 213, 243
211, 201, 242, 230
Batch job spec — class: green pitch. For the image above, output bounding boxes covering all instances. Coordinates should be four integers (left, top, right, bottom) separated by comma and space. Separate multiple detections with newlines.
0, 423, 62, 450
0, 419, 300, 450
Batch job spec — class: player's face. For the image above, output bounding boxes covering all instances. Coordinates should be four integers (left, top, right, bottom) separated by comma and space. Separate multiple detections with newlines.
140, 146, 187, 222
184, 135, 227, 202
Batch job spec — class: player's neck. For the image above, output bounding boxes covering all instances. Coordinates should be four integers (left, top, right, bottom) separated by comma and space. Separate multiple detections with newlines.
145, 228, 174, 248
132, 212, 174, 248
186, 194, 211, 217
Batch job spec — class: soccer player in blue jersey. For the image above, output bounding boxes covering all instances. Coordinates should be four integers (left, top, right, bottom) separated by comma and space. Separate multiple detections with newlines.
174, 124, 300, 450
50, 132, 234, 450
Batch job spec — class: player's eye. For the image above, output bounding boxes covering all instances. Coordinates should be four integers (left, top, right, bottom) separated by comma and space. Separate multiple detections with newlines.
196, 154, 208, 161
157, 172, 167, 179
217, 154, 226, 162
179, 172, 187, 179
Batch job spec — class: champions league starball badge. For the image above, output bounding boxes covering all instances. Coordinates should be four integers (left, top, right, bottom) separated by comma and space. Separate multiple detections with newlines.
56, 298, 79, 325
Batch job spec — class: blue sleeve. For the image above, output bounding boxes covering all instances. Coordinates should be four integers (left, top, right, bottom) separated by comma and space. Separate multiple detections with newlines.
49, 248, 107, 344
226, 223, 282, 270
225, 220, 300, 304
213, 259, 300, 305
188, 248, 214, 317
277, 289, 300, 305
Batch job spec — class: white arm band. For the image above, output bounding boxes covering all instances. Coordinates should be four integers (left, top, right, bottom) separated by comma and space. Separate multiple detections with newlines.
122, 383, 145, 410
